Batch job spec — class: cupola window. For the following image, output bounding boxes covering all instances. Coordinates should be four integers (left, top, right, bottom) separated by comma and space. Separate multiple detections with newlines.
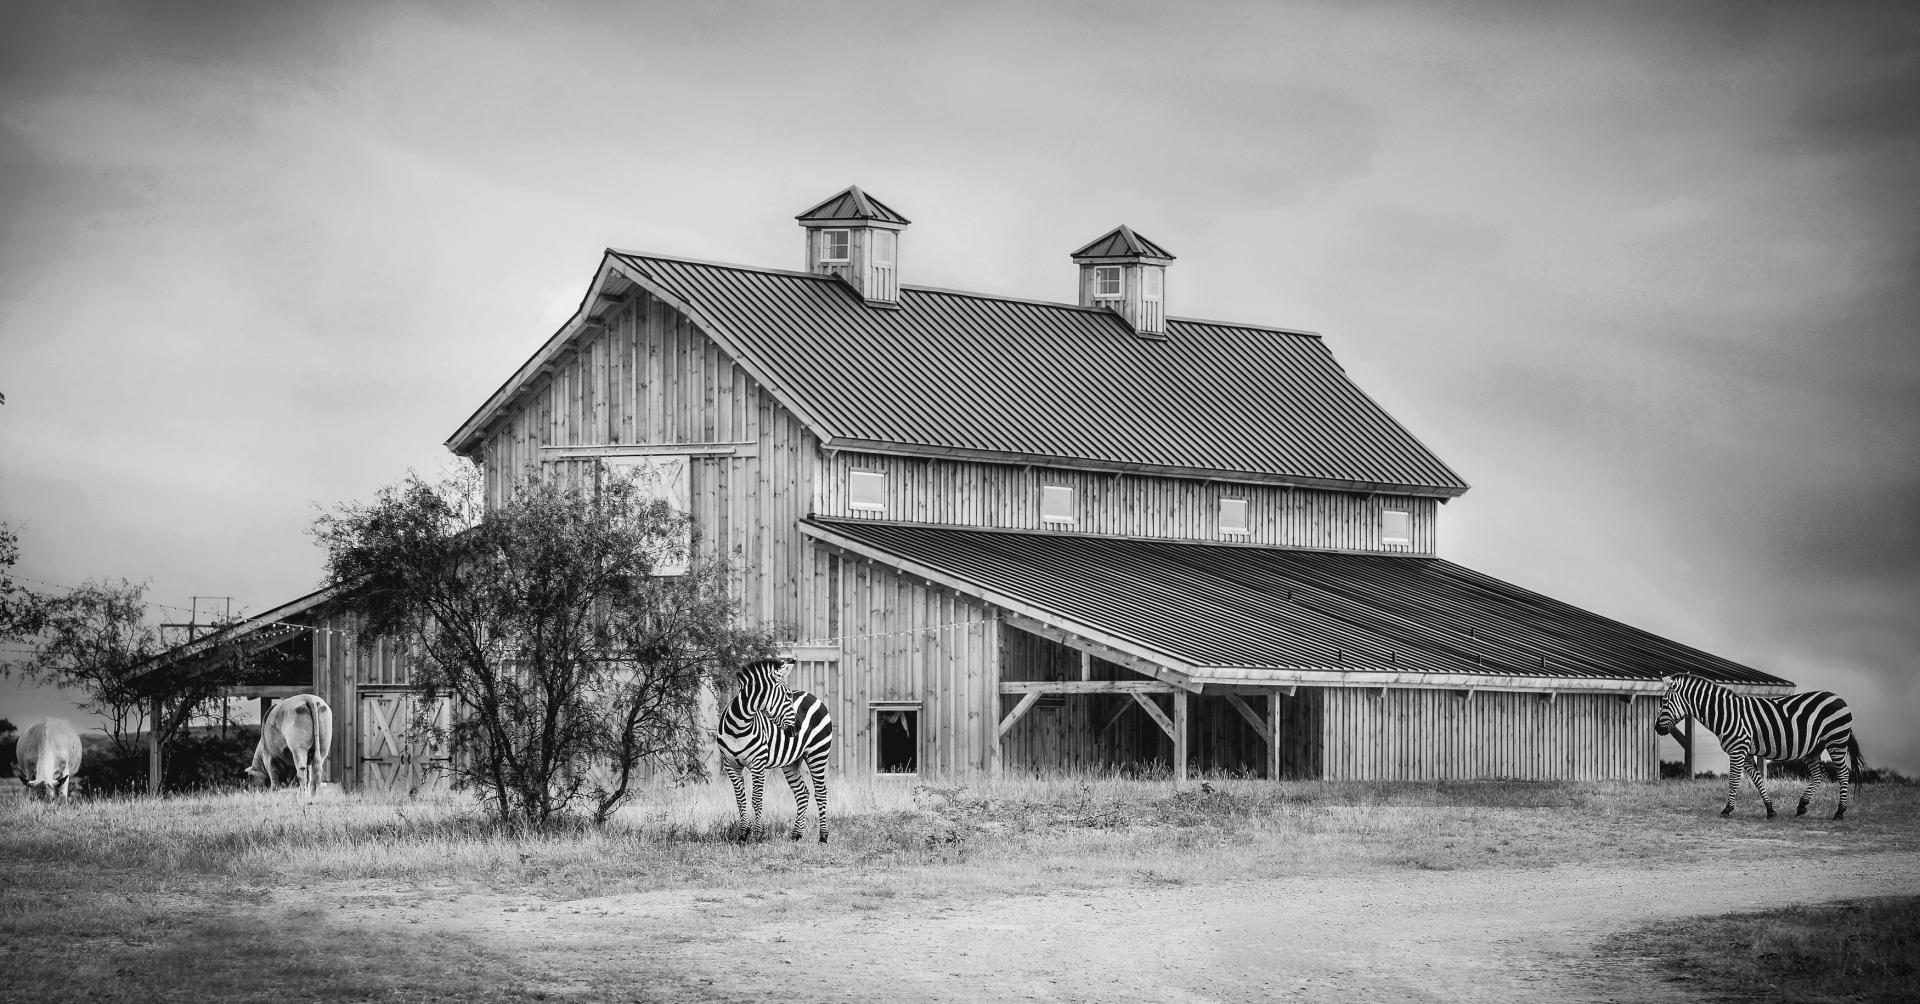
1093, 266, 1123, 299
820, 229, 851, 263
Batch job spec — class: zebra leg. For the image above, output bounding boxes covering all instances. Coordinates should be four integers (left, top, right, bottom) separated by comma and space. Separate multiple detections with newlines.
1833, 741, 1852, 821
1797, 758, 1827, 817
811, 757, 829, 844
722, 756, 750, 841
1721, 748, 1745, 816
750, 767, 767, 841
1748, 752, 1777, 818
782, 762, 808, 841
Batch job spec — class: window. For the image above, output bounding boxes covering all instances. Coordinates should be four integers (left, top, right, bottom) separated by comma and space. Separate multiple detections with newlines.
874, 705, 919, 774
1093, 265, 1122, 299
872, 229, 895, 265
1219, 497, 1249, 535
600, 455, 691, 575
820, 228, 851, 263
1143, 266, 1163, 300
1040, 484, 1075, 525
1382, 509, 1412, 546
849, 470, 887, 512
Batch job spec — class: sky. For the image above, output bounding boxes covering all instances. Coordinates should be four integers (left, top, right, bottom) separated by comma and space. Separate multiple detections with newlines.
2, 1, 1915, 773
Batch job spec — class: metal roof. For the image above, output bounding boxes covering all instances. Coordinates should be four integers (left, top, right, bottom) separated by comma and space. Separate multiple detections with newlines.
794, 185, 910, 225
805, 518, 1793, 691
1070, 225, 1175, 260
585, 253, 1468, 495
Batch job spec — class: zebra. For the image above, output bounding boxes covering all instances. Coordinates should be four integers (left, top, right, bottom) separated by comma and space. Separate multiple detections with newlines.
1655, 673, 1865, 820
717, 657, 832, 842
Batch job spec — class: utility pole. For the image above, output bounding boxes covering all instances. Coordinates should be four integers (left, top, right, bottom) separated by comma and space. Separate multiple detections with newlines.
152, 595, 234, 795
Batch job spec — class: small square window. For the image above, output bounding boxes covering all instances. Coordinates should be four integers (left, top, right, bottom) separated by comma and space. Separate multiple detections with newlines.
1143, 267, 1163, 300
1093, 265, 1122, 299
1041, 484, 1075, 524
849, 470, 886, 512
875, 706, 918, 774
1219, 497, 1249, 535
872, 229, 895, 265
821, 229, 850, 263
1382, 509, 1412, 546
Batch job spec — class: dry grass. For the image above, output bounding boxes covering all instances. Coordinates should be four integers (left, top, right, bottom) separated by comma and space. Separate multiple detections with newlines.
1600, 896, 1920, 1003
2, 775, 1916, 1001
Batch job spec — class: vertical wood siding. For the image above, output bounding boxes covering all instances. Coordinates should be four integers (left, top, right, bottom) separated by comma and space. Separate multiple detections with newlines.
822, 452, 1437, 553
1319, 687, 1658, 781
792, 552, 998, 778
477, 291, 819, 634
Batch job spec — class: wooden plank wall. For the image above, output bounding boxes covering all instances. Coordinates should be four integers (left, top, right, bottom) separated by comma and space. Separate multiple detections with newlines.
1320, 687, 1659, 781
310, 610, 414, 790
792, 553, 998, 777
822, 451, 1438, 554
478, 291, 820, 634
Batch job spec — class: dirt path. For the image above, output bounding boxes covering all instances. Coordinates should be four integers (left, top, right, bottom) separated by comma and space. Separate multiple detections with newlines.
325, 847, 1920, 1002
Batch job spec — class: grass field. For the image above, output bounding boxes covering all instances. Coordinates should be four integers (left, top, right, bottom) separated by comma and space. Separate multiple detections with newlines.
3, 775, 1916, 1001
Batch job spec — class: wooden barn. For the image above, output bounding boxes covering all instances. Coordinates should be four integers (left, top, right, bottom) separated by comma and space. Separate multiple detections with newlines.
141, 185, 1791, 790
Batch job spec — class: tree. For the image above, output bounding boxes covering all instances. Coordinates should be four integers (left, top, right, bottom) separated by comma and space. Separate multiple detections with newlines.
0, 522, 45, 641
313, 462, 775, 828
5, 579, 224, 760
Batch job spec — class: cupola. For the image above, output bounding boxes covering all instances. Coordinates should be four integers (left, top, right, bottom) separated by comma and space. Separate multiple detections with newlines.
796, 185, 910, 306
1069, 225, 1175, 337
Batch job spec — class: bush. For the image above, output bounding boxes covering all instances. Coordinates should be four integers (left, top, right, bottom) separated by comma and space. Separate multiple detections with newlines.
82, 729, 261, 795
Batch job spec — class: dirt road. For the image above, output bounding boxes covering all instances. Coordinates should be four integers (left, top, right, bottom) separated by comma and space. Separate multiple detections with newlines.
330, 846, 1920, 1002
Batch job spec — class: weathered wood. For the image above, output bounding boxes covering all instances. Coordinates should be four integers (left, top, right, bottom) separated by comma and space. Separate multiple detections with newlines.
147, 694, 163, 796
1223, 692, 1273, 744
1000, 680, 1177, 694
1173, 689, 1189, 786
221, 684, 311, 699
1130, 692, 1175, 739
998, 692, 1040, 738
1266, 689, 1283, 780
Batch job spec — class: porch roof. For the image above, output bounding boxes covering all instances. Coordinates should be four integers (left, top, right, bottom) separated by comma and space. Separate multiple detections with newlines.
801, 519, 1795, 695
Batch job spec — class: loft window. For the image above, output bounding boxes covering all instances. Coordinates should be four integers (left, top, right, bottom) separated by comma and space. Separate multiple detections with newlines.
1219, 497, 1249, 535
820, 229, 851, 263
872, 229, 895, 265
874, 705, 918, 774
1143, 266, 1162, 300
1041, 484, 1075, 525
1382, 509, 1412, 546
1093, 265, 1122, 299
849, 470, 887, 512
599, 456, 691, 576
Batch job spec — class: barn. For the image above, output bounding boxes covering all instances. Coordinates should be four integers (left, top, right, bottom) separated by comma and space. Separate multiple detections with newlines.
141, 186, 1790, 790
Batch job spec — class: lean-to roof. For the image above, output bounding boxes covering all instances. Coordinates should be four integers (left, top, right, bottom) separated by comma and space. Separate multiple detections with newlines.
804, 518, 1793, 693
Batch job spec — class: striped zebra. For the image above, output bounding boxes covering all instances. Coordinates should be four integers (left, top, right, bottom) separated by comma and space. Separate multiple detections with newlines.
717, 657, 832, 842
1655, 674, 1865, 820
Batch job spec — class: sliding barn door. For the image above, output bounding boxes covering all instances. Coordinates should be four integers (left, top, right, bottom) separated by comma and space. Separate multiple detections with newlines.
358, 690, 452, 794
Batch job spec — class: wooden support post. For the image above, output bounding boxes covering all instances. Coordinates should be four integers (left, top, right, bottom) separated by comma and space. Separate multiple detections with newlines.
1224, 691, 1278, 781
1681, 719, 1694, 778
1129, 692, 1174, 738
1079, 649, 1091, 682
1267, 689, 1284, 781
996, 690, 1041, 775
147, 694, 163, 797
1173, 689, 1189, 788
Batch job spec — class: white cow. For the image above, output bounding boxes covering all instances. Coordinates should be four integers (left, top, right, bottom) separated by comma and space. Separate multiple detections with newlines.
245, 694, 334, 799
15, 717, 83, 801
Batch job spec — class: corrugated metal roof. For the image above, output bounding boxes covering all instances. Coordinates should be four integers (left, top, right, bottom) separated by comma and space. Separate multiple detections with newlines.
794, 185, 910, 225
806, 518, 1792, 689
1070, 225, 1175, 260
610, 253, 1469, 495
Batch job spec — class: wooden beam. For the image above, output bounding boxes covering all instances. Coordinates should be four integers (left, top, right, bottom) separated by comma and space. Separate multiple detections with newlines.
1080, 649, 1091, 682
542, 442, 751, 459
1223, 692, 1273, 745
1000, 680, 1177, 694
1173, 689, 1189, 788
1097, 698, 1134, 735
147, 694, 163, 797
997, 691, 1041, 739
1267, 689, 1283, 780
998, 612, 1201, 693
1130, 692, 1175, 739
220, 684, 309, 699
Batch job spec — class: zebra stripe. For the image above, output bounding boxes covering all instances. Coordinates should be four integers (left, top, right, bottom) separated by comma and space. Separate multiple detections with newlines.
718, 658, 833, 842
1656, 674, 1865, 820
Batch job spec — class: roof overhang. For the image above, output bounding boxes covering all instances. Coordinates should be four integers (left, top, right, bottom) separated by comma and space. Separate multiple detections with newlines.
127, 584, 343, 691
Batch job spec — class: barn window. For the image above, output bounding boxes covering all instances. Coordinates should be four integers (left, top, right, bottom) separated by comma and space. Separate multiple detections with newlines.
600, 455, 691, 575
1041, 484, 1075, 525
1093, 265, 1122, 299
820, 228, 851, 263
873, 705, 919, 774
872, 229, 895, 265
1382, 509, 1412, 546
1142, 266, 1163, 301
1219, 497, 1249, 535
849, 470, 887, 512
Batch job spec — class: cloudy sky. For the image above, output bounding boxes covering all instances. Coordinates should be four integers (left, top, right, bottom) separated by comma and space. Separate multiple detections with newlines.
3, 1, 1915, 772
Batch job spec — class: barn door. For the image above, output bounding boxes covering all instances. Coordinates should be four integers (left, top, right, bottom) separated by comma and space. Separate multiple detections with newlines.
359, 691, 452, 794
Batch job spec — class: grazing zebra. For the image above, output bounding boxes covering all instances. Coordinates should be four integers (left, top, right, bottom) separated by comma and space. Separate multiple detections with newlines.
1655, 674, 1865, 820
717, 657, 833, 842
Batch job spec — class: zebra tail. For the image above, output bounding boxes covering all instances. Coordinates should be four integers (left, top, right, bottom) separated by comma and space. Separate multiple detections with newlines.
1848, 733, 1867, 776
